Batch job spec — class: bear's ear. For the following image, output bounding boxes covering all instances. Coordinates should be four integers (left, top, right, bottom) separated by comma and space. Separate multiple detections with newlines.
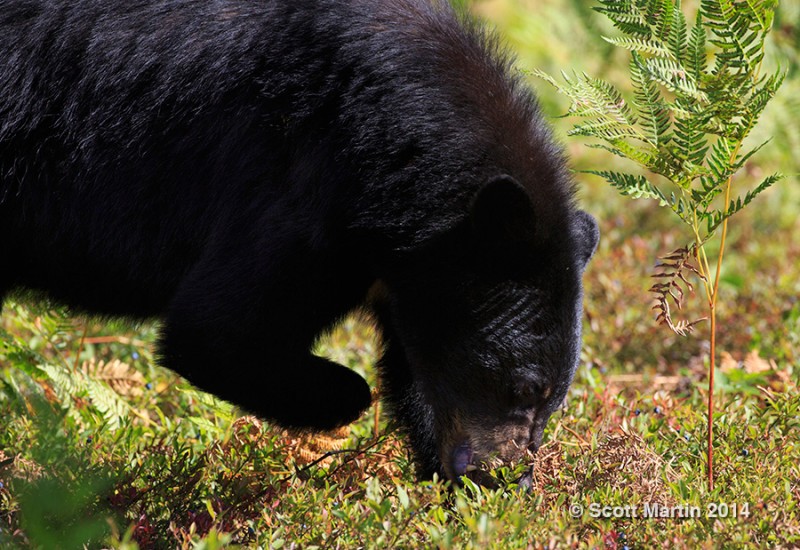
469, 175, 536, 250
573, 209, 600, 271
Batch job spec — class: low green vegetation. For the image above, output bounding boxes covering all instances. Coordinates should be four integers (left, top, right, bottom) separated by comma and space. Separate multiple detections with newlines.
1, 296, 798, 547
0, 302, 800, 548
1, 0, 798, 547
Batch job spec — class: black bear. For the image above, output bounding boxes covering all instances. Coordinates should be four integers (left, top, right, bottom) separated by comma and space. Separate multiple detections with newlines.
0, 0, 599, 483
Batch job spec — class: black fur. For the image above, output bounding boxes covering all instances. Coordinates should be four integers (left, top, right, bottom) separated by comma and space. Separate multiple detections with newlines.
0, 0, 599, 481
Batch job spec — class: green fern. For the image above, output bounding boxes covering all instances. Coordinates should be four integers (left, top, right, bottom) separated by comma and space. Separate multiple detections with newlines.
595, 1, 651, 37
536, 0, 784, 275
631, 52, 672, 148
586, 170, 668, 203
687, 11, 708, 79
667, 3, 688, 62
38, 363, 131, 431
706, 171, 785, 233
603, 35, 674, 57
535, 0, 786, 491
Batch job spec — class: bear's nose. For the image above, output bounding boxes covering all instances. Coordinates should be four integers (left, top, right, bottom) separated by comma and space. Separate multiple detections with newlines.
528, 411, 550, 453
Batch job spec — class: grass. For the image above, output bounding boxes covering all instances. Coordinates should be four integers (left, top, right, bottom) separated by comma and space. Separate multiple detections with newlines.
2, 305, 799, 547
1, 0, 799, 547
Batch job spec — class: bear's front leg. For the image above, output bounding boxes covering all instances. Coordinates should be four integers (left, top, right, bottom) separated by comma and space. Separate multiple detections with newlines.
161, 325, 372, 430
157, 220, 373, 431
374, 316, 442, 479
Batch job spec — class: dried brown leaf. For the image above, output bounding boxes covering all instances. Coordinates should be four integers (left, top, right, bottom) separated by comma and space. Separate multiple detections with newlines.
81, 358, 145, 397
650, 245, 707, 336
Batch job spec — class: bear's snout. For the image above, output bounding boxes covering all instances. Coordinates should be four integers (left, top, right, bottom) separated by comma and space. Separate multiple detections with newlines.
441, 419, 541, 486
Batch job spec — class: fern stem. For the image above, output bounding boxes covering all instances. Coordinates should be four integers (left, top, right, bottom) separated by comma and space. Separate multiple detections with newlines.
690, 210, 714, 304
706, 131, 740, 490
704, 23, 766, 483
699, 247, 713, 302
73, 322, 89, 373
707, 185, 730, 493
705, 59, 763, 484
708, 296, 716, 491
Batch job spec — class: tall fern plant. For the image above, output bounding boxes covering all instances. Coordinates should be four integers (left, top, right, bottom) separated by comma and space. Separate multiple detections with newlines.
535, 0, 785, 490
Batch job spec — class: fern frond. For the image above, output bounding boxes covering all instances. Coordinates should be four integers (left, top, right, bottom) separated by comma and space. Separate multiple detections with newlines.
533, 69, 639, 128
585, 170, 668, 204
643, 57, 707, 101
706, 135, 735, 182
631, 52, 672, 147
687, 11, 708, 80
568, 119, 644, 140
603, 35, 673, 57
666, 191, 695, 225
537, 0, 783, 256
673, 110, 709, 166
737, 69, 786, 139
84, 380, 130, 430
653, 0, 675, 43
692, 175, 723, 211
578, 73, 639, 125
585, 140, 658, 169
650, 245, 707, 336
741, 0, 776, 30
692, 133, 769, 210
82, 358, 145, 397
38, 363, 83, 405
706, 172, 784, 232
595, 1, 651, 37
731, 138, 771, 172
530, 68, 569, 96
667, 3, 688, 63
38, 360, 133, 430
702, 0, 774, 74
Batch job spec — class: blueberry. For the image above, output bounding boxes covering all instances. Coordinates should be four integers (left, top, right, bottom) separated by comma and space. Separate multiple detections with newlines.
654, 406, 662, 414
618, 532, 626, 541
132, 352, 140, 360
741, 448, 749, 457
0, 481, 4, 489
145, 382, 153, 390
684, 433, 691, 441
622, 546, 630, 550
87, 436, 93, 443
634, 408, 641, 416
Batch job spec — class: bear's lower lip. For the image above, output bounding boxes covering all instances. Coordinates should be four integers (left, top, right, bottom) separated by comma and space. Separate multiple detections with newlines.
517, 469, 533, 491
451, 446, 536, 489
450, 441, 474, 478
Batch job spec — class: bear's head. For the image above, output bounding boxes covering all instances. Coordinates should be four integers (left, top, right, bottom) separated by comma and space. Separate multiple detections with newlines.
377, 175, 599, 484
